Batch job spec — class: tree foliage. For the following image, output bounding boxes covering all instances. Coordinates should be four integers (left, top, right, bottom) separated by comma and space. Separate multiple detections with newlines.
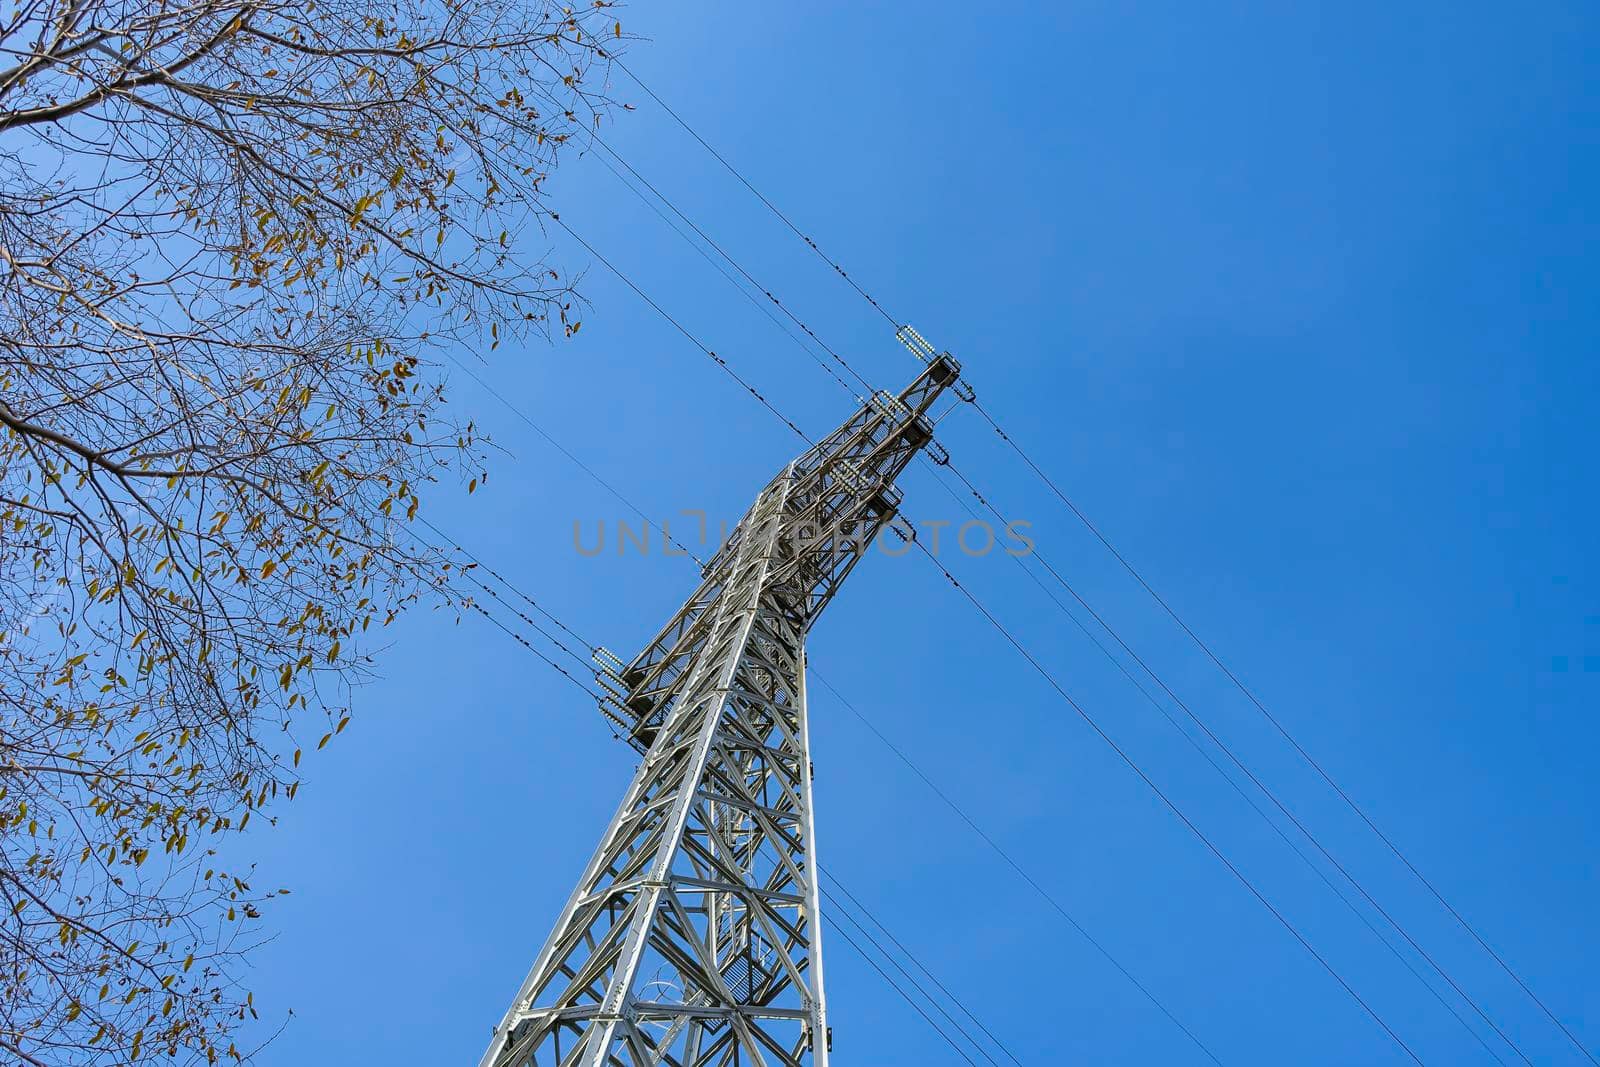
0, 0, 618, 1060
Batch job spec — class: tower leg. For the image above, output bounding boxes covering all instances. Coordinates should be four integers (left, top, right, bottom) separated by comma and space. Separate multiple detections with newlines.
482, 481, 829, 1067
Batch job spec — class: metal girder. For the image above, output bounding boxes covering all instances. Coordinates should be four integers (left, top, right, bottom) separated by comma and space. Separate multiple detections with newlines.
479, 352, 962, 1067
599, 354, 960, 749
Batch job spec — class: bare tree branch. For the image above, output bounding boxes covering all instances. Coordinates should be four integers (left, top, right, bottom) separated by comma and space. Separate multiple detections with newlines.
0, 0, 627, 1061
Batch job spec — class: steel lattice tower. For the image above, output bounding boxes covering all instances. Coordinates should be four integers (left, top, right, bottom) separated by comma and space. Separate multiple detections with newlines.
480, 352, 964, 1067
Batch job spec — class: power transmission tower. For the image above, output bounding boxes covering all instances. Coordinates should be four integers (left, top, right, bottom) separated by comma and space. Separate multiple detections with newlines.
480, 353, 964, 1067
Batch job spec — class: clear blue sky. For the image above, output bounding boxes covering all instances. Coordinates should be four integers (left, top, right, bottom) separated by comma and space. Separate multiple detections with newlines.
244, 3, 1598, 1063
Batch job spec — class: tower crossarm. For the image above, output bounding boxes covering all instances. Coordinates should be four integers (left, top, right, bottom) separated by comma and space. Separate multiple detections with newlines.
598, 353, 961, 749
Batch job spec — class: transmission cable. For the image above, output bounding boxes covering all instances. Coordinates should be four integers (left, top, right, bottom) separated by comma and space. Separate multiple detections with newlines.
550, 213, 813, 447
820, 886, 1003, 1064
435, 353, 706, 566
555, 117, 1452, 1061
554, 119, 1525, 1063
908, 536, 1424, 1066
464, 600, 600, 703
929, 459, 1528, 1064
580, 128, 874, 397
918, 468, 1506, 1064
810, 670, 1226, 1066
821, 864, 1027, 1066
427, 493, 1219, 1061
824, 912, 981, 1065
581, 143, 857, 399
428, 532, 1018, 1063
608, 54, 1593, 1065
611, 57, 901, 331
416, 513, 596, 654
549, 210, 1426, 1064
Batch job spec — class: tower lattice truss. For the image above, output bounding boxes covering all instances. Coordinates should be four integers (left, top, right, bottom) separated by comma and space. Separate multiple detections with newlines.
481, 352, 964, 1067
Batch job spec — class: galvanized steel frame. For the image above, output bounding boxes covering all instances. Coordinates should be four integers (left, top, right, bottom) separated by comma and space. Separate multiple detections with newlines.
481, 354, 962, 1067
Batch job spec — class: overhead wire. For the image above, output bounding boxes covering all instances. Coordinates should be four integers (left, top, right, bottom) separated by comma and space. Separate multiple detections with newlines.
416, 513, 597, 655
557, 145, 1520, 1062
610, 57, 901, 332
819, 874, 1025, 1067
931, 459, 1528, 1064
581, 130, 874, 397
819, 883, 1006, 1066
809, 670, 1227, 1066
908, 536, 1424, 1066
409, 243, 1221, 1056
547, 212, 1417, 1064
607, 53, 1594, 1066
823, 913, 981, 1066
419, 522, 1015, 1063
968, 391, 1594, 1063
914, 469, 1509, 1065
559, 86, 1498, 1061
435, 354, 706, 567
464, 600, 600, 703
550, 213, 813, 446
410, 518, 600, 675
825, 825, 1100, 1067
563, 115, 1522, 1060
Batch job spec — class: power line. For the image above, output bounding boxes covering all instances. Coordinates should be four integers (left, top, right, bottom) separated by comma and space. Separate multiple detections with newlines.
967, 398, 1589, 1065
820, 884, 1005, 1065
611, 57, 901, 332
547, 201, 1415, 1063
550, 213, 814, 446
567, 118, 1488, 1055
820, 876, 1025, 1065
438, 533, 1019, 1063
809, 670, 1226, 1066
608, 54, 1594, 1066
908, 536, 1425, 1066
929, 459, 1527, 1064
464, 600, 599, 703
582, 145, 855, 399
818, 852, 1028, 1067
823, 910, 982, 1065
580, 129, 874, 398
393, 517, 604, 685
914, 467, 1508, 1065
416, 513, 596, 655
554, 97, 1499, 1057
436, 354, 706, 566
440, 506, 1212, 1060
